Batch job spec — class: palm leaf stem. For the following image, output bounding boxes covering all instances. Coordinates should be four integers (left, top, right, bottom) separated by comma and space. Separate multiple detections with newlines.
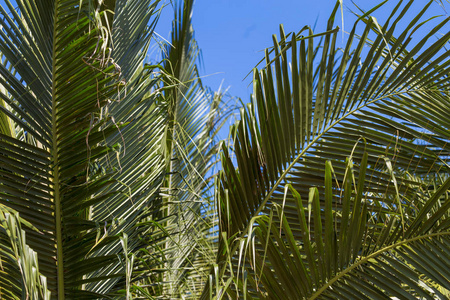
51, 1, 64, 298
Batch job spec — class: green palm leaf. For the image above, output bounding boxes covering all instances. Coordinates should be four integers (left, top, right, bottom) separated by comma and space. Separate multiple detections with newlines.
208, 0, 450, 298
129, 1, 231, 298
0, 0, 168, 298
0, 207, 51, 300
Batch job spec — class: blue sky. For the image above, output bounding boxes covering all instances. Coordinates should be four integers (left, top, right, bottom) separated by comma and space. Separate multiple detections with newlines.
154, 0, 348, 100
154, 0, 449, 101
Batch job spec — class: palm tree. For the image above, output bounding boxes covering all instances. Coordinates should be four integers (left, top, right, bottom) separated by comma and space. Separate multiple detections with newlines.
0, 0, 225, 299
205, 0, 450, 298
1, 0, 450, 299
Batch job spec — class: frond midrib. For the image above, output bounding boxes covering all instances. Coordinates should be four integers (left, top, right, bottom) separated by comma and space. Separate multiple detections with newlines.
309, 231, 450, 299
51, 1, 64, 299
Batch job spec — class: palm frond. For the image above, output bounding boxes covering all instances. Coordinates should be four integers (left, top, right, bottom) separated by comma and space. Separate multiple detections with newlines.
208, 0, 450, 298
0, 0, 166, 298
0, 207, 51, 299
125, 0, 232, 298
224, 164, 450, 299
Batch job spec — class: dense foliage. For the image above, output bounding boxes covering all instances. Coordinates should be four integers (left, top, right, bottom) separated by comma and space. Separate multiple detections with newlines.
0, 0, 449, 299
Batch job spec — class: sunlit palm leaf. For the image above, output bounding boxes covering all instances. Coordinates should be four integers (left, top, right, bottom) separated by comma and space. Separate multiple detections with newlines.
208, 0, 450, 298
0, 207, 51, 299
127, 0, 230, 298
0, 0, 166, 298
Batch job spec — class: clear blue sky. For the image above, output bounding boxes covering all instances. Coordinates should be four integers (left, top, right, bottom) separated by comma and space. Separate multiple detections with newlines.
154, 0, 449, 101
